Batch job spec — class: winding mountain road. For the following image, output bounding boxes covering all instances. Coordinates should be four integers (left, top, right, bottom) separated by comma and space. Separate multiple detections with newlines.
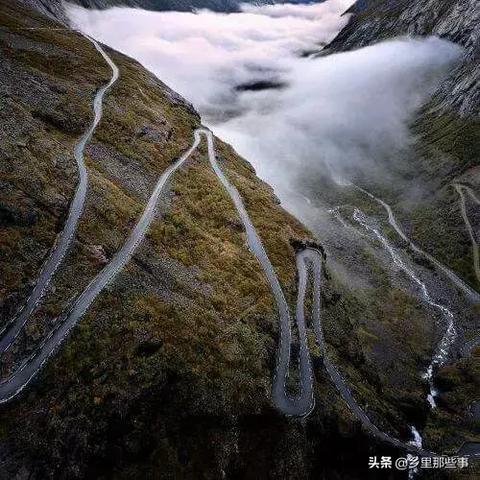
353, 184, 480, 304
455, 183, 480, 287
0, 114, 455, 458
295, 248, 430, 456
0, 130, 201, 403
0, 37, 119, 355
1, 127, 318, 416
2, 30, 474, 458
352, 208, 456, 408
205, 134, 430, 453
204, 129, 315, 417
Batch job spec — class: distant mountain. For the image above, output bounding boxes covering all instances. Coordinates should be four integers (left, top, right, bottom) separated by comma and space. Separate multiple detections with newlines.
71, 0, 299, 12
327, 0, 479, 116
326, 0, 480, 296
22, 0, 315, 19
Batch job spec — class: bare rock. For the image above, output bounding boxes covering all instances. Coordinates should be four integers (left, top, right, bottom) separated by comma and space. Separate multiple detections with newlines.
87, 244, 108, 265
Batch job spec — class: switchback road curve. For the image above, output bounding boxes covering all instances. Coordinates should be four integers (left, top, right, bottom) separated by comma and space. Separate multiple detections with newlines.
205, 131, 428, 453
204, 129, 315, 417
0, 36, 119, 355
455, 183, 480, 287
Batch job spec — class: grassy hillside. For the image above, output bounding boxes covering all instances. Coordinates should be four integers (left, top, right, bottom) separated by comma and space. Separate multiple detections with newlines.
0, 1, 318, 477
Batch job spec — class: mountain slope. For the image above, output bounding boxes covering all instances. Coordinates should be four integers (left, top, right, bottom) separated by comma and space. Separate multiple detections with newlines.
2, 0, 480, 478
0, 1, 389, 479
17, 0, 68, 21
0, 1, 314, 477
322, 0, 480, 455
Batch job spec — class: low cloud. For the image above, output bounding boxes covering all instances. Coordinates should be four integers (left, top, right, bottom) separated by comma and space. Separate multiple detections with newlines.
68, 1, 463, 209
216, 36, 462, 187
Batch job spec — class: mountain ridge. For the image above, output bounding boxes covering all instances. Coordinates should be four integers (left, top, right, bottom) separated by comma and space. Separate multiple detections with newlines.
21, 0, 316, 18
327, 0, 480, 117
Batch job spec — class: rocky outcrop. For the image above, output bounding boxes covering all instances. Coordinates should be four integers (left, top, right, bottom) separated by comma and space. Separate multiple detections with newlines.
328, 0, 480, 117
17, 0, 68, 22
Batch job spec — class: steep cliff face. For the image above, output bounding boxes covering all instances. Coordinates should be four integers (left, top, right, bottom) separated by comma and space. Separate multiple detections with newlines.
328, 0, 480, 116
70, 0, 245, 12
332, 0, 479, 49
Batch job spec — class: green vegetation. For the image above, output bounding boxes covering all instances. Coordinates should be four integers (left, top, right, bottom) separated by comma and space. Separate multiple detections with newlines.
407, 110, 480, 290
0, 3, 337, 478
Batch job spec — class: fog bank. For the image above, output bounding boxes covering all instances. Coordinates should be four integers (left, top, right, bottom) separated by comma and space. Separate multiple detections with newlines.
68, 1, 463, 207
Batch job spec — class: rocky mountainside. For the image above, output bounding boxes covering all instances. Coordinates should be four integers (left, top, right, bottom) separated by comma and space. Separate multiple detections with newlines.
73, 0, 312, 12
329, 0, 480, 116
18, 0, 68, 21
70, 0, 265, 12
22, 0, 312, 16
